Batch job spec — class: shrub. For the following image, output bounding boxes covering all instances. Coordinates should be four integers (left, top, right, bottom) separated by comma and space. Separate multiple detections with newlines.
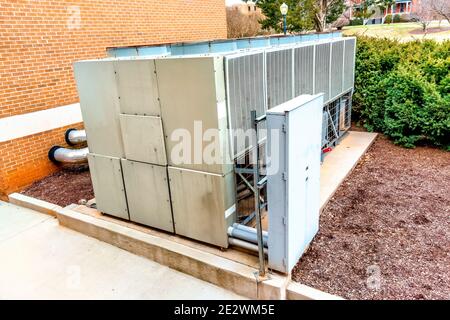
349, 18, 363, 26
393, 14, 401, 23
353, 37, 450, 149
384, 14, 392, 24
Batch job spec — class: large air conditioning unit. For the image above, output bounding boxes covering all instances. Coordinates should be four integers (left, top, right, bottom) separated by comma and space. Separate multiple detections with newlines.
74, 34, 356, 274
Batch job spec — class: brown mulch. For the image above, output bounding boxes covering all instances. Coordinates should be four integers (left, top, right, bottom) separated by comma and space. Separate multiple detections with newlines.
292, 135, 450, 300
21, 166, 94, 207
410, 27, 450, 35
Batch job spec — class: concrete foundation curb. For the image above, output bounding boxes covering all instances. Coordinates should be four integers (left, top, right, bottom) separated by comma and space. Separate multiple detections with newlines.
8, 193, 62, 217
56, 206, 265, 299
287, 282, 345, 300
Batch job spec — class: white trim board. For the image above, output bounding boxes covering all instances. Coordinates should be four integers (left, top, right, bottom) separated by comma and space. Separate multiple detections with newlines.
0, 103, 82, 143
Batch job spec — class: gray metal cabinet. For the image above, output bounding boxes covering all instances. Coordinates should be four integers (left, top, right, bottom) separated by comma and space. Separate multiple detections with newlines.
168, 167, 236, 248
121, 160, 174, 232
155, 57, 233, 175
114, 59, 161, 116
119, 114, 167, 165
266, 94, 323, 274
74, 61, 125, 158
87, 153, 129, 220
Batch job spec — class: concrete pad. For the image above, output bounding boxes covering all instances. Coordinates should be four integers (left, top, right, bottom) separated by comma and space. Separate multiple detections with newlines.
0, 201, 52, 242
57, 207, 260, 299
320, 131, 378, 211
0, 201, 245, 300
260, 131, 377, 228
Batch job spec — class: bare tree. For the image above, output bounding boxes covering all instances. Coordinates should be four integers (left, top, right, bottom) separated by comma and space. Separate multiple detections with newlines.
226, 6, 266, 39
430, 0, 450, 23
411, 0, 436, 32
314, 0, 345, 32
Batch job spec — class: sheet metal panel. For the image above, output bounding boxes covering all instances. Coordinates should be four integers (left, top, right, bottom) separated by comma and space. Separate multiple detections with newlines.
294, 45, 315, 96
267, 94, 323, 274
114, 59, 161, 116
266, 48, 294, 109
74, 60, 124, 157
343, 38, 356, 91
155, 56, 232, 175
119, 114, 167, 165
330, 40, 344, 101
87, 153, 129, 220
121, 160, 174, 232
225, 51, 266, 157
168, 167, 236, 248
314, 43, 331, 102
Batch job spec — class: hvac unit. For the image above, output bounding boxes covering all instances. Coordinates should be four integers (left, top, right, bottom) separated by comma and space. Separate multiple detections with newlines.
75, 35, 357, 274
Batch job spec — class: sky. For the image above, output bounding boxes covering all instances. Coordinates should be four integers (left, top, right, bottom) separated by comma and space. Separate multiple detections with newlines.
226, 0, 245, 6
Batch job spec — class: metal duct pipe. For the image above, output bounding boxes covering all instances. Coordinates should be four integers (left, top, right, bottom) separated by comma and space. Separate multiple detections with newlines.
65, 128, 87, 146
228, 237, 268, 255
228, 223, 268, 248
48, 146, 89, 164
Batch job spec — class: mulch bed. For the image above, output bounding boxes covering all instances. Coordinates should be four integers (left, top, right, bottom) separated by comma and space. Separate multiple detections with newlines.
410, 27, 450, 35
292, 135, 450, 300
21, 166, 94, 207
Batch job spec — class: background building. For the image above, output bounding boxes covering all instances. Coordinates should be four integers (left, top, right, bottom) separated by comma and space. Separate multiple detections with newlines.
0, 0, 227, 200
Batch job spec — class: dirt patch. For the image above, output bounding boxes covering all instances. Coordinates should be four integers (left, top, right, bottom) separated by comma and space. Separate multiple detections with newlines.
21, 166, 94, 207
292, 135, 450, 300
410, 27, 450, 35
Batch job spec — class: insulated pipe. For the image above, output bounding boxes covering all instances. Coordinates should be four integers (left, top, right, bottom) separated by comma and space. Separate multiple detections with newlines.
228, 223, 268, 248
228, 237, 268, 256
48, 146, 89, 164
65, 128, 87, 146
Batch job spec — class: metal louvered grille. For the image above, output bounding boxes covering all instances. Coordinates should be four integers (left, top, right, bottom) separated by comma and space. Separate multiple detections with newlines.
226, 52, 266, 157
330, 41, 344, 100
314, 43, 331, 102
225, 38, 356, 157
343, 38, 356, 91
294, 45, 314, 96
266, 48, 293, 109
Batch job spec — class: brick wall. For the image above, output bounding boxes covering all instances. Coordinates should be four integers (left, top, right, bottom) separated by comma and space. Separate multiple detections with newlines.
0, 0, 227, 197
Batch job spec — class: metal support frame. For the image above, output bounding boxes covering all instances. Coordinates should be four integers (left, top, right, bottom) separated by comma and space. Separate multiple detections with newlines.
251, 110, 268, 279
233, 110, 268, 279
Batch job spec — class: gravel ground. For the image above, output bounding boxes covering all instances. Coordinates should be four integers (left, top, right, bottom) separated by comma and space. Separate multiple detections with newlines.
21, 166, 94, 207
292, 135, 450, 300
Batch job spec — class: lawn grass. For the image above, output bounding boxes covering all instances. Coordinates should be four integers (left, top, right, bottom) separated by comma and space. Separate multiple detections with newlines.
343, 21, 450, 42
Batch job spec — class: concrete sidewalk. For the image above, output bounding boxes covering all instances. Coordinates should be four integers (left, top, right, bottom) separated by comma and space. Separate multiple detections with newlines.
0, 201, 244, 300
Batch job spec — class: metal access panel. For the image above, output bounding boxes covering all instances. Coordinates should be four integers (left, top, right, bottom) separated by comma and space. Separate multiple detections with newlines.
343, 38, 356, 92
121, 160, 174, 232
114, 59, 162, 116
156, 56, 233, 175
330, 40, 344, 100
74, 60, 124, 158
119, 114, 167, 165
266, 47, 294, 109
294, 44, 315, 96
314, 43, 331, 103
87, 153, 129, 220
168, 167, 236, 248
225, 51, 266, 158
266, 94, 323, 274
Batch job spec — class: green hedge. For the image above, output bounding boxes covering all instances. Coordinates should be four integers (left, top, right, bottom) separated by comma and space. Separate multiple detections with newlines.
353, 37, 450, 149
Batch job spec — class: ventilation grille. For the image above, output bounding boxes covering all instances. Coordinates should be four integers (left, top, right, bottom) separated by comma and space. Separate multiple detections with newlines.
294, 45, 315, 96
314, 43, 331, 102
266, 48, 293, 109
330, 41, 344, 100
343, 38, 356, 91
226, 52, 266, 157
